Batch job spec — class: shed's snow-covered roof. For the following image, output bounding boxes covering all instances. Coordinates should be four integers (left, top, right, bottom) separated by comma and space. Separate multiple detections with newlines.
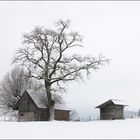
111, 99, 128, 106
95, 99, 128, 108
27, 90, 71, 111
54, 103, 71, 111
27, 90, 47, 109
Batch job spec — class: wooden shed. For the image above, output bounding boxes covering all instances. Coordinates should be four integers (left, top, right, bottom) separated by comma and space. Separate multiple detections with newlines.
95, 99, 128, 120
13, 90, 71, 121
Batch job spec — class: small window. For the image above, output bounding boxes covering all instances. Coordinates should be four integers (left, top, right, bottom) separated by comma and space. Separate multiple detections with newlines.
20, 113, 24, 116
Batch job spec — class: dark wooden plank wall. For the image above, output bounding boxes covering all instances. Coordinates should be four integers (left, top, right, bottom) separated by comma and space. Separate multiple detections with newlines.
55, 110, 70, 121
18, 93, 37, 112
100, 104, 124, 120
37, 109, 49, 121
114, 105, 123, 119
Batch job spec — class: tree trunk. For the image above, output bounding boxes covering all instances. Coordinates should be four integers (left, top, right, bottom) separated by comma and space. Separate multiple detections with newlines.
45, 80, 54, 121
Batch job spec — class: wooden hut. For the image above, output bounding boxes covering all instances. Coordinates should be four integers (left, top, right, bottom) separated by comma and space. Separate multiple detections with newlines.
13, 90, 71, 121
95, 99, 128, 120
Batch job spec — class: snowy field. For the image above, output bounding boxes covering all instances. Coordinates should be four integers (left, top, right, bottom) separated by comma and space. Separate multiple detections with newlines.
0, 119, 140, 139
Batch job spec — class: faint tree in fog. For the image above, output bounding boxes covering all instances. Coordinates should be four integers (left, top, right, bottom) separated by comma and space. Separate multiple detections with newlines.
0, 66, 43, 110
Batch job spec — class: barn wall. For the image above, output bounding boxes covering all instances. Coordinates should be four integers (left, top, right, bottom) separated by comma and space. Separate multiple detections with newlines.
18, 93, 50, 121
18, 111, 35, 121
37, 109, 49, 121
114, 105, 124, 119
55, 110, 70, 121
100, 104, 115, 120
18, 109, 49, 121
100, 104, 124, 120
18, 93, 37, 112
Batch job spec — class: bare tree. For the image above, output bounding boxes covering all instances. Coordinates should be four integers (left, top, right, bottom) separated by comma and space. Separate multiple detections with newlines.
13, 19, 109, 120
0, 66, 43, 110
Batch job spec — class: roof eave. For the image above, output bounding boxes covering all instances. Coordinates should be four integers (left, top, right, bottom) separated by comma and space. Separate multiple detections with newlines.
54, 109, 71, 112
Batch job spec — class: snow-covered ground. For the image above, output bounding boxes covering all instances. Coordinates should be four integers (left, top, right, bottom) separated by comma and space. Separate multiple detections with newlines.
0, 119, 140, 139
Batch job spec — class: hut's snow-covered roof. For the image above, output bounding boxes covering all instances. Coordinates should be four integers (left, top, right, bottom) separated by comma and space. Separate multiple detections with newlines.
95, 99, 128, 108
111, 99, 128, 106
54, 103, 71, 111
27, 90, 47, 109
27, 90, 71, 111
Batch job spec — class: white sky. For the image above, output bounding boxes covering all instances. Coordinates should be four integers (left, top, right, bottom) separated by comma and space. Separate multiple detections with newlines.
0, 1, 140, 118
